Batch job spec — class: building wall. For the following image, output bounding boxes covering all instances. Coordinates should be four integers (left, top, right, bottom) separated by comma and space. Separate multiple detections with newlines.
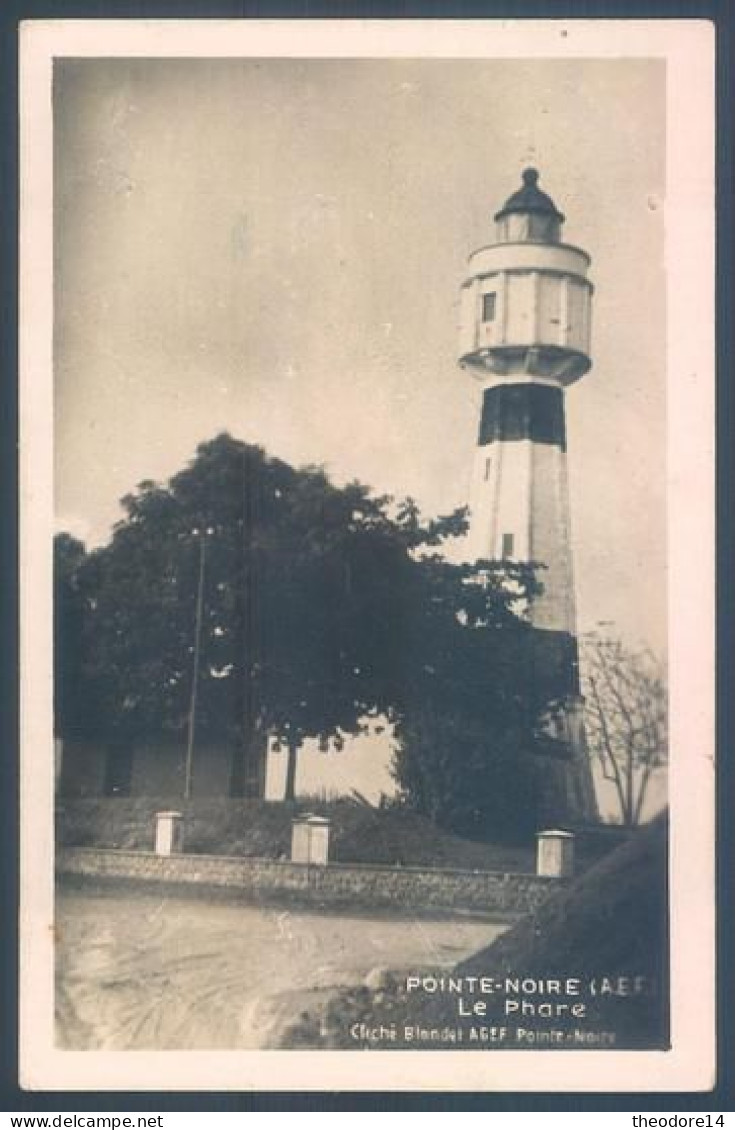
58, 739, 235, 798
57, 735, 394, 804
58, 740, 107, 798
57, 847, 562, 916
130, 741, 232, 797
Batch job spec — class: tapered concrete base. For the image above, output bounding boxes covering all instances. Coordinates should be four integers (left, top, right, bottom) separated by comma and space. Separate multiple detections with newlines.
533, 751, 598, 827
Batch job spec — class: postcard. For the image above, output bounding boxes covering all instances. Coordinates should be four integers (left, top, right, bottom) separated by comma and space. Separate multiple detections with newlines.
19, 19, 716, 1093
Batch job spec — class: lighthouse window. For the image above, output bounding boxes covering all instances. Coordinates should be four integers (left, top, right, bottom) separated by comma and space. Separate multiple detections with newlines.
502, 532, 514, 559
484, 457, 492, 480
482, 292, 497, 322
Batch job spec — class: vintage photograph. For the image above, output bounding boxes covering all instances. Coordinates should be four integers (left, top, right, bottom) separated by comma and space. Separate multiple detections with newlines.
19, 21, 715, 1092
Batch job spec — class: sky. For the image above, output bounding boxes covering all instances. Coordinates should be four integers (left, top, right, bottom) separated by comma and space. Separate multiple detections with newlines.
52, 55, 668, 807
54, 56, 667, 666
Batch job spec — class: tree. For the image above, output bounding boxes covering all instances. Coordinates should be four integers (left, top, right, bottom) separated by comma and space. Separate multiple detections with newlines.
56, 432, 576, 825
581, 634, 668, 826
390, 578, 577, 842
60, 435, 478, 798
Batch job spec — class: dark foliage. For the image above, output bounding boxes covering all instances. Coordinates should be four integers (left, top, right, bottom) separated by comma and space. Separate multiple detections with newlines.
55, 433, 570, 823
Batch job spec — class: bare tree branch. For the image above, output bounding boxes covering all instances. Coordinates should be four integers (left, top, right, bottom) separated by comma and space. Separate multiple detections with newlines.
581, 634, 668, 826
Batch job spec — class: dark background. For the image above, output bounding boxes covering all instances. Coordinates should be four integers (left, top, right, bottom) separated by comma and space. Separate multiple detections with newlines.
1, 0, 732, 1113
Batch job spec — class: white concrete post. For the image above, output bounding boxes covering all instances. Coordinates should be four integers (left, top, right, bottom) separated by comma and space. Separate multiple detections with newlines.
536, 829, 575, 878
307, 815, 330, 866
154, 810, 183, 856
290, 816, 311, 863
291, 814, 331, 865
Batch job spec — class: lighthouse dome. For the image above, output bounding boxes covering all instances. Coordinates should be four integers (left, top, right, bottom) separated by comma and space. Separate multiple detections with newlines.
495, 168, 565, 222
494, 168, 564, 243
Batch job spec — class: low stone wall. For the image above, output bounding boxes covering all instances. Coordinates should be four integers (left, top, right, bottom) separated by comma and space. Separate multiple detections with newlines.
56, 847, 562, 916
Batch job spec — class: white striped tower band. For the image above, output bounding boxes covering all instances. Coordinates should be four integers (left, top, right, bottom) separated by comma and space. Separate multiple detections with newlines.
458, 169, 598, 825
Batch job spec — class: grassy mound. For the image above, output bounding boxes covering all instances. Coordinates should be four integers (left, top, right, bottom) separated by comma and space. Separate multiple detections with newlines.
56, 797, 537, 872
282, 812, 669, 1050
457, 811, 668, 985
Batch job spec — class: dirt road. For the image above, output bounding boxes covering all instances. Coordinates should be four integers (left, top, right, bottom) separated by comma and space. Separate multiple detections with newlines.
56, 887, 508, 1049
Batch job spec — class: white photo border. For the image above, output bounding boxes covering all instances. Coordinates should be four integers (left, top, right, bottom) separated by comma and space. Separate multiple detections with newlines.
19, 18, 716, 1093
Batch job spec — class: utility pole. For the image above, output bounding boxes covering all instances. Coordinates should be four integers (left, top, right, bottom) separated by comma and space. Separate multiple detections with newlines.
184, 531, 206, 800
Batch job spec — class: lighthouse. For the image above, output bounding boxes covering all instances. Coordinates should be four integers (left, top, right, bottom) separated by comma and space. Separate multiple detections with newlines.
458, 168, 598, 824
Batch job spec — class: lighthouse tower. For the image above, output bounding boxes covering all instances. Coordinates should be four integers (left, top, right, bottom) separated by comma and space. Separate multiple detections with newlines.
458, 168, 598, 824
